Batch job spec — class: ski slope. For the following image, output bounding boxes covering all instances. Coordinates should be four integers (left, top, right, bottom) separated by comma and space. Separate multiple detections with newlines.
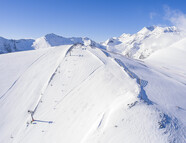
0, 45, 72, 142
0, 48, 51, 98
0, 44, 185, 143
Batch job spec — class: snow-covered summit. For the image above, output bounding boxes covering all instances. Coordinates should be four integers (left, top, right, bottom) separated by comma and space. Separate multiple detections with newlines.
0, 34, 102, 54
40, 33, 102, 48
45, 33, 83, 46
103, 26, 183, 59
137, 26, 178, 35
32, 33, 81, 49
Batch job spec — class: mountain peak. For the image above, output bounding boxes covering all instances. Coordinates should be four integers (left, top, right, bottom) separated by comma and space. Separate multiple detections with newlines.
104, 25, 183, 59
120, 33, 131, 38
45, 33, 63, 38
146, 26, 157, 31
137, 26, 157, 34
163, 26, 178, 33
137, 26, 178, 35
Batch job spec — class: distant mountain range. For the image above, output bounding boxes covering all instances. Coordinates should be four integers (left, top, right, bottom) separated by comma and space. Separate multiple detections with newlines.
0, 33, 101, 54
103, 26, 185, 59
0, 26, 185, 60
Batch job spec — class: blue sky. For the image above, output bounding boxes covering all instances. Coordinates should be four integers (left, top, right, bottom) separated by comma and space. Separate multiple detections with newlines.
0, 0, 186, 41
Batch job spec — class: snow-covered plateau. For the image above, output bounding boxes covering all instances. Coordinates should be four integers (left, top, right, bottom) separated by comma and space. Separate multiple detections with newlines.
0, 26, 186, 143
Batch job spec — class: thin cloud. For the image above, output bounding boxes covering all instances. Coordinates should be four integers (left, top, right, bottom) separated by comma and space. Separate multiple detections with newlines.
149, 12, 157, 20
164, 5, 186, 33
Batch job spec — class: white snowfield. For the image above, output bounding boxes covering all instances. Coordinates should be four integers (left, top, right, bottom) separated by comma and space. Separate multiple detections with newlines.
0, 41, 185, 143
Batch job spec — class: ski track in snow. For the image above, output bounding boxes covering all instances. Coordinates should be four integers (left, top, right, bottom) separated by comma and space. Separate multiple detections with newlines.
54, 65, 103, 109
0, 52, 48, 100
31, 45, 80, 119
0, 45, 73, 143
19, 45, 137, 143
26, 44, 103, 123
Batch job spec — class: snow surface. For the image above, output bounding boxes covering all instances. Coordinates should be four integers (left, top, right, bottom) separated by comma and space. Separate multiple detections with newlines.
0, 42, 185, 143
0, 45, 72, 142
0, 48, 51, 98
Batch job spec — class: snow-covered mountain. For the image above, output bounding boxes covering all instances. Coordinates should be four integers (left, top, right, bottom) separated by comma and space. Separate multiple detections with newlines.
0, 27, 186, 143
33, 33, 101, 49
0, 34, 102, 54
103, 26, 185, 59
0, 37, 34, 54
1, 26, 185, 58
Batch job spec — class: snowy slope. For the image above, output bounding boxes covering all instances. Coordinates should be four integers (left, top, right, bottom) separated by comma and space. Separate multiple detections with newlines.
103, 26, 185, 59
144, 37, 186, 95
0, 45, 72, 143
0, 48, 51, 98
82, 48, 186, 143
145, 37, 186, 71
0, 42, 185, 143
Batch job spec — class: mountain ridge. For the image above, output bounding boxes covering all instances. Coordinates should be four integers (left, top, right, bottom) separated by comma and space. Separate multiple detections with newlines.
0, 26, 185, 60
103, 26, 184, 59
0, 33, 102, 54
